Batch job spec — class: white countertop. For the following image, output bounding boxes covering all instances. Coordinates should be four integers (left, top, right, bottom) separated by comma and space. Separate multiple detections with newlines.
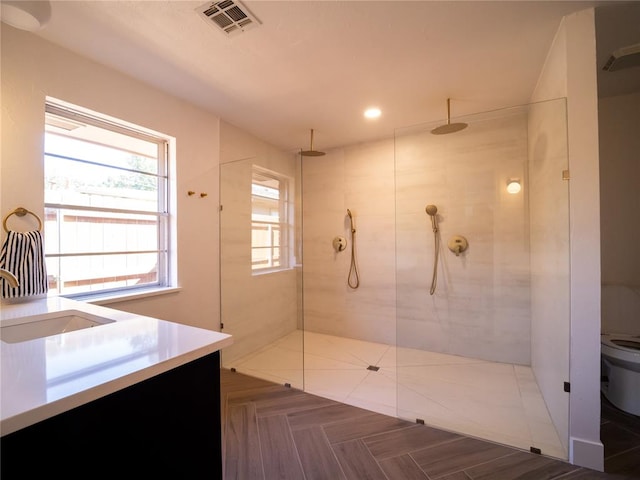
0, 297, 233, 436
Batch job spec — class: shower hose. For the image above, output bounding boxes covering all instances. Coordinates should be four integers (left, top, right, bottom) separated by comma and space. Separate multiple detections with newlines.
430, 230, 439, 295
348, 223, 360, 289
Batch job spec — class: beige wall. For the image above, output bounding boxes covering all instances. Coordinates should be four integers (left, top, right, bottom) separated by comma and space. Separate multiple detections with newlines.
565, 9, 603, 470
1, 26, 221, 331
530, 8, 603, 470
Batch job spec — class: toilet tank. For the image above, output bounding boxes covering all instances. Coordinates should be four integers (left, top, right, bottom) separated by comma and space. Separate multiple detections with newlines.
602, 284, 640, 335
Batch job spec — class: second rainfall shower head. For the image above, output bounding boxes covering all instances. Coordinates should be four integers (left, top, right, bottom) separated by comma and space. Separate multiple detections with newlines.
300, 129, 326, 156
431, 98, 468, 135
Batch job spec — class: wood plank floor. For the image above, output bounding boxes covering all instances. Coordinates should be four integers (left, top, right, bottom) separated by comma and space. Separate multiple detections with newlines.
221, 368, 633, 480
601, 395, 640, 477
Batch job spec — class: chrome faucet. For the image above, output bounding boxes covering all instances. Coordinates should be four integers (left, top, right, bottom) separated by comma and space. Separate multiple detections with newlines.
0, 268, 19, 288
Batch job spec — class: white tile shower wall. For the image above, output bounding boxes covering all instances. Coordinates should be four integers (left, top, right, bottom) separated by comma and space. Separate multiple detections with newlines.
302, 140, 397, 345
396, 113, 531, 365
219, 122, 301, 365
303, 114, 531, 364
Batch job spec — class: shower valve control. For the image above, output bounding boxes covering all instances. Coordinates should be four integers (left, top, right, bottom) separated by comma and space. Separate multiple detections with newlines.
448, 235, 469, 256
333, 236, 347, 252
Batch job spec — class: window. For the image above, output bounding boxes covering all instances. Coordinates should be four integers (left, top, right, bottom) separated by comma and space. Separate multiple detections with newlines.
251, 166, 291, 272
44, 101, 170, 297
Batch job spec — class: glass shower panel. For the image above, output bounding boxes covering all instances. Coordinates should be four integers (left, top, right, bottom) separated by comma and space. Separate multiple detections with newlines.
219, 155, 304, 390
394, 98, 570, 459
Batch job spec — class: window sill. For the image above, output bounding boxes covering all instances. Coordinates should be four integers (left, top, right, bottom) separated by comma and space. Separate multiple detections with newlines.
252, 266, 298, 276
65, 287, 182, 306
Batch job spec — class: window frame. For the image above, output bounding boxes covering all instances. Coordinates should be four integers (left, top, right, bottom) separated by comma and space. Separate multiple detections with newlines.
251, 165, 293, 274
43, 100, 172, 299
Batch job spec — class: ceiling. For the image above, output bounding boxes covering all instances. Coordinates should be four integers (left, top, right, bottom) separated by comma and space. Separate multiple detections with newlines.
26, 1, 639, 152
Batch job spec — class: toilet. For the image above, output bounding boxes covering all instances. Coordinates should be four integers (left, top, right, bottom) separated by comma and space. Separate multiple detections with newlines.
601, 285, 640, 417
601, 333, 640, 416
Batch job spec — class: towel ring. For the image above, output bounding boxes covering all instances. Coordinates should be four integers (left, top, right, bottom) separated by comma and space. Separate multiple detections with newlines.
3, 207, 43, 233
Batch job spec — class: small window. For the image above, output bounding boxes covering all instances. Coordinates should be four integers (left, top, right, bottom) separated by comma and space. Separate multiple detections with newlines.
44, 101, 171, 297
251, 166, 292, 273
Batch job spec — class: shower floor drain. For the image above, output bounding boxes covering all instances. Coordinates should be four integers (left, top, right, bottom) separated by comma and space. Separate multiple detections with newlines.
367, 365, 380, 371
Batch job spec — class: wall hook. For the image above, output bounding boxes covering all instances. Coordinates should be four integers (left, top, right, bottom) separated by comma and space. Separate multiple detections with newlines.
188, 191, 196, 196
200, 192, 208, 198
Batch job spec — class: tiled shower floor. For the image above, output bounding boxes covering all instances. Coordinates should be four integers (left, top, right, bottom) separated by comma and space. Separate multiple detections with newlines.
226, 330, 566, 460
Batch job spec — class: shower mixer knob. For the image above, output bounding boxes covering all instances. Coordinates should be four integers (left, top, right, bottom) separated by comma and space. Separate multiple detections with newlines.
448, 235, 469, 256
333, 236, 347, 252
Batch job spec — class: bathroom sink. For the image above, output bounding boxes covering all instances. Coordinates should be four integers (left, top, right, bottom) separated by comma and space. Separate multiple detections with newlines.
0, 310, 115, 343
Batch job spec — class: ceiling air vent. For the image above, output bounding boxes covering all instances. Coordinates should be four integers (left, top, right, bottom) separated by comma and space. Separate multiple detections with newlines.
196, 0, 260, 37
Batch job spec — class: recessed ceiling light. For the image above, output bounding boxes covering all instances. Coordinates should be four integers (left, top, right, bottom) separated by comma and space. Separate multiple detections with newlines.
364, 107, 381, 119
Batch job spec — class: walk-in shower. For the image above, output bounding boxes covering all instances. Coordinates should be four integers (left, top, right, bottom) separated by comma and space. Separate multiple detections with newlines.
219, 97, 570, 460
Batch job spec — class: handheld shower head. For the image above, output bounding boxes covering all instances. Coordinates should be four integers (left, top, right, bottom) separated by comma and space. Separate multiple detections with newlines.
425, 204, 438, 233
347, 209, 356, 233
425, 205, 440, 295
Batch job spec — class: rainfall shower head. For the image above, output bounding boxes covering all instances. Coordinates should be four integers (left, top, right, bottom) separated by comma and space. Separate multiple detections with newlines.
431, 98, 468, 135
300, 129, 326, 156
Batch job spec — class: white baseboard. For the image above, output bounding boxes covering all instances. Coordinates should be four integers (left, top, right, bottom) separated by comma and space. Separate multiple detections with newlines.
569, 436, 604, 471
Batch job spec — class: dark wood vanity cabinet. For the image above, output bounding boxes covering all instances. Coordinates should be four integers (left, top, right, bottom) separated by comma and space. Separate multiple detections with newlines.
1, 351, 222, 479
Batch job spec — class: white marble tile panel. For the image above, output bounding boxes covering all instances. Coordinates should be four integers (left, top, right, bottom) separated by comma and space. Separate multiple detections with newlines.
336, 315, 396, 346
386, 346, 489, 367
398, 365, 522, 402
271, 330, 304, 351
528, 418, 563, 446
304, 314, 348, 336
303, 191, 347, 215
304, 332, 390, 367
230, 339, 302, 371
347, 370, 397, 410
344, 140, 394, 178
395, 318, 449, 352
301, 151, 345, 176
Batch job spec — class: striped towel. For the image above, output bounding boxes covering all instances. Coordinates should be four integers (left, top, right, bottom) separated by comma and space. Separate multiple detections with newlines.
0, 230, 48, 298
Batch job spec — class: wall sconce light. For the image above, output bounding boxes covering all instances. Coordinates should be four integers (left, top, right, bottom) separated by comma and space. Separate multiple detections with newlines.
506, 178, 521, 194
1, 1, 51, 31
